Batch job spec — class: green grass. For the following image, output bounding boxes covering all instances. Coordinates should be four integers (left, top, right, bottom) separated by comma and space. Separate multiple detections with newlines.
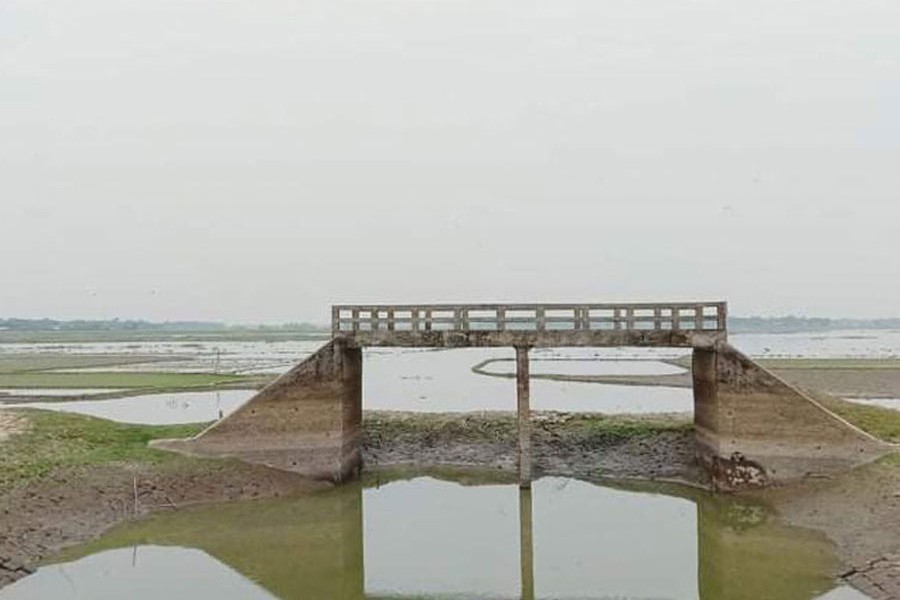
879, 453, 900, 467
815, 395, 900, 443
0, 371, 255, 390
0, 410, 206, 490
0, 353, 181, 374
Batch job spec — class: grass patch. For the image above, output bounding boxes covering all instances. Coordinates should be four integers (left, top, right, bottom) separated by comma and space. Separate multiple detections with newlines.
0, 371, 252, 390
879, 453, 900, 467
0, 353, 182, 374
815, 395, 900, 443
0, 409, 206, 490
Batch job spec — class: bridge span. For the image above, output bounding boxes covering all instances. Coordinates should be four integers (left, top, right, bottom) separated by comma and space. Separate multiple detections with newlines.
155, 301, 888, 490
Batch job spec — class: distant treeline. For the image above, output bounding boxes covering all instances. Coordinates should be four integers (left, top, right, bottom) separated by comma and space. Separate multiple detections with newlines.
0, 318, 328, 333
1, 317, 898, 335
729, 316, 900, 334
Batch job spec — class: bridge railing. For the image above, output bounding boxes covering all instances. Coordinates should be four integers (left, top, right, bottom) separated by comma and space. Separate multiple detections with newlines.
332, 302, 727, 335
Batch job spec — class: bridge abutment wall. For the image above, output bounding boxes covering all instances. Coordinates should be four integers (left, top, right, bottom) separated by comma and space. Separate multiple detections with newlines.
693, 344, 887, 490
153, 339, 363, 482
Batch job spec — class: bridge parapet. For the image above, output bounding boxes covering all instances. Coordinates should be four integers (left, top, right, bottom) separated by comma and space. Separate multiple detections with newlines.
332, 302, 727, 348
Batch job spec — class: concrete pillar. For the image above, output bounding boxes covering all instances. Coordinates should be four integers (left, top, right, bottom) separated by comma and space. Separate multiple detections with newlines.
692, 344, 887, 490
152, 340, 364, 482
692, 347, 719, 472
519, 487, 535, 600
516, 346, 532, 488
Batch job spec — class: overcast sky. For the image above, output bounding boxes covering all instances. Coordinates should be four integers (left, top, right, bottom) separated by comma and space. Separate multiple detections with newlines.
2, 0, 898, 324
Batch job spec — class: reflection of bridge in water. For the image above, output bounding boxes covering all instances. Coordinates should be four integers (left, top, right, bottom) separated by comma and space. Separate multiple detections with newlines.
156, 302, 888, 490
45, 473, 841, 600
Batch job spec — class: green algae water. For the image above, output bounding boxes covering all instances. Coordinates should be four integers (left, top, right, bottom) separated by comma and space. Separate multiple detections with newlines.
0, 471, 864, 600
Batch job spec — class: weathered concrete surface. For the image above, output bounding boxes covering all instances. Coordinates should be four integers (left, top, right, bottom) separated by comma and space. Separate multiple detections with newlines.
694, 344, 890, 490
153, 340, 363, 482
342, 329, 725, 349
516, 346, 532, 488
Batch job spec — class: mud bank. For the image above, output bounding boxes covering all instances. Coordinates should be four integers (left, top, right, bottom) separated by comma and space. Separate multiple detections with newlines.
0, 409, 697, 588
1, 409, 898, 597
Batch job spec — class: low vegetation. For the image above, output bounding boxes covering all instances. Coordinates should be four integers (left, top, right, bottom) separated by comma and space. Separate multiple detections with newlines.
363, 410, 691, 449
0, 410, 206, 490
814, 395, 900, 444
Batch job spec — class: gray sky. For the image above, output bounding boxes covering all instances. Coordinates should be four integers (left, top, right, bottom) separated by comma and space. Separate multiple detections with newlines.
2, 0, 898, 324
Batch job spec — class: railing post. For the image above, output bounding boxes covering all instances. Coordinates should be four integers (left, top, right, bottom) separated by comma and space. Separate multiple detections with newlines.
425, 309, 432, 331
694, 304, 704, 331
614, 308, 622, 330
352, 309, 360, 332
331, 306, 340, 335
411, 309, 419, 332
626, 307, 635, 330
387, 309, 395, 331
497, 308, 506, 332
536, 307, 546, 332
654, 307, 662, 330
718, 302, 728, 332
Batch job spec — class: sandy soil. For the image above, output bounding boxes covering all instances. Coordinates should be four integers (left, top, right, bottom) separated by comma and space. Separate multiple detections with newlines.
474, 364, 900, 399
773, 369, 900, 399
756, 460, 900, 599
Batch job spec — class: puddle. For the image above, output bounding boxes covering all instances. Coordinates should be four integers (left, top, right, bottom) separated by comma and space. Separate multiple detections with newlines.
0, 472, 855, 599
3, 390, 256, 425
845, 397, 900, 411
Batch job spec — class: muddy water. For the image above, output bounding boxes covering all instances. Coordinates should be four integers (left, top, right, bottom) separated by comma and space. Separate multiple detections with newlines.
0, 472, 865, 600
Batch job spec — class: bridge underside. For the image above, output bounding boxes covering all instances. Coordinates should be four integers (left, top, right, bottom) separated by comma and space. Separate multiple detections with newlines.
341, 329, 726, 349
153, 302, 890, 491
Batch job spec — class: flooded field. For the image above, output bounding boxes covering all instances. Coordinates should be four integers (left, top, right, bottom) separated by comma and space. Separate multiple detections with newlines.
0, 472, 866, 600
1, 330, 899, 421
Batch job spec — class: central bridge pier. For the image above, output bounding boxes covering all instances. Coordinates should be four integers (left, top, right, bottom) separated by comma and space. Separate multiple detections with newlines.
154, 302, 888, 490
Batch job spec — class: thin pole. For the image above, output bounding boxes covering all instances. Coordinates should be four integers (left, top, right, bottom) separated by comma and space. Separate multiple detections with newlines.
516, 346, 532, 488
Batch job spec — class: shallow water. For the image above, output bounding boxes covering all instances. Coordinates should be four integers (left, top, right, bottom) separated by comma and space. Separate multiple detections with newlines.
3, 390, 256, 425
363, 348, 692, 413
0, 473, 856, 600
478, 358, 686, 376
845, 397, 900, 411
3, 329, 899, 420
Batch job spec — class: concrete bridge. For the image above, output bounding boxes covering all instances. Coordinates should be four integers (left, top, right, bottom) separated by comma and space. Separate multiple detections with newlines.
156, 302, 888, 490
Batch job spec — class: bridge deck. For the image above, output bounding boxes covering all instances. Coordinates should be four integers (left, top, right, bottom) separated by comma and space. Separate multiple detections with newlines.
333, 302, 727, 348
